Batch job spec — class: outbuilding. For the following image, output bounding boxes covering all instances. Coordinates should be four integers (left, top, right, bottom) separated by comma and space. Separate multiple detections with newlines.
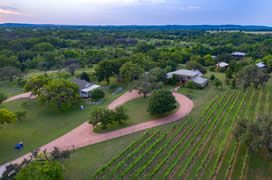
71, 78, 101, 98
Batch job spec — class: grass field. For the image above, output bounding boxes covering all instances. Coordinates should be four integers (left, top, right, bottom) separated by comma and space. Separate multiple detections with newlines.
0, 88, 126, 165
0, 81, 24, 98
93, 80, 272, 180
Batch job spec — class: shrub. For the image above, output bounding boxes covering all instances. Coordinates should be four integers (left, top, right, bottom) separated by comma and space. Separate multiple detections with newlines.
90, 88, 105, 101
0, 92, 7, 103
147, 90, 177, 115
15, 111, 27, 120
185, 80, 196, 89
210, 74, 216, 80
80, 72, 90, 82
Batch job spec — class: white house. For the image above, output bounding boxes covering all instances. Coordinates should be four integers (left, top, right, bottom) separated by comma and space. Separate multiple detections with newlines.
167, 69, 208, 87
71, 78, 100, 98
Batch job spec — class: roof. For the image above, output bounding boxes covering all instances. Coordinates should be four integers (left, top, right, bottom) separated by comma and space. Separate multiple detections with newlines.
167, 69, 199, 79
81, 85, 101, 92
71, 78, 94, 90
232, 52, 246, 56
211, 55, 217, 58
194, 70, 203, 77
256, 62, 266, 68
218, 62, 229, 67
193, 77, 208, 85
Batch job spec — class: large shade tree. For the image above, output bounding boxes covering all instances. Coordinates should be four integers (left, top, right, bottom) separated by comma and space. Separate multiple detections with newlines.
147, 90, 177, 115
38, 79, 81, 111
233, 115, 272, 154
24, 74, 51, 95
237, 64, 270, 89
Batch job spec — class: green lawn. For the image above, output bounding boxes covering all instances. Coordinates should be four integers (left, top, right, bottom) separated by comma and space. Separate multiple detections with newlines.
0, 89, 126, 165
0, 81, 24, 98
94, 97, 178, 133
204, 71, 226, 82
63, 84, 225, 179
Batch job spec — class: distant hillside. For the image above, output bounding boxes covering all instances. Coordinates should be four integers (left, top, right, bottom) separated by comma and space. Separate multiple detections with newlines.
0, 23, 272, 31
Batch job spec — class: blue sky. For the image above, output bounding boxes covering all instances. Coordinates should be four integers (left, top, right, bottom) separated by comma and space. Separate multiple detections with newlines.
0, 0, 271, 26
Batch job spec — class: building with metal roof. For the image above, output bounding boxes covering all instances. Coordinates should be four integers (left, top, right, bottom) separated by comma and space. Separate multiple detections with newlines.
232, 52, 246, 57
256, 62, 266, 68
167, 69, 208, 87
71, 78, 100, 98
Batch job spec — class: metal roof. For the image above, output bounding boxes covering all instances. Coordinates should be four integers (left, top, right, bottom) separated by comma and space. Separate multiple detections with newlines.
71, 78, 94, 90
167, 69, 199, 79
218, 62, 229, 67
232, 52, 246, 56
193, 77, 208, 85
81, 85, 101, 92
256, 62, 266, 68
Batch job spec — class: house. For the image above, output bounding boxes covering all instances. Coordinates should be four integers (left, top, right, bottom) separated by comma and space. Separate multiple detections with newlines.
256, 62, 266, 68
71, 78, 100, 98
232, 52, 246, 58
216, 62, 229, 71
167, 69, 208, 87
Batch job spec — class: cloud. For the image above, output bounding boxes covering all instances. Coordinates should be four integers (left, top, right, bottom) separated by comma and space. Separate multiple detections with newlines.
178, 5, 201, 11
0, 8, 22, 15
0, 6, 17, 11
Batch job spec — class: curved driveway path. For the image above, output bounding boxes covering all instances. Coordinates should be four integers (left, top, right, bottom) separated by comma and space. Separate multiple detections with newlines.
0, 89, 193, 175
3, 92, 36, 103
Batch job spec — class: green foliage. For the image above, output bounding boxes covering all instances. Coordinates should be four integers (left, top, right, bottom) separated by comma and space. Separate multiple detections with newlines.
0, 108, 17, 125
38, 79, 81, 111
90, 88, 105, 101
147, 90, 177, 115
209, 66, 216, 72
237, 64, 270, 89
33, 42, 55, 51
0, 91, 7, 103
231, 79, 237, 89
225, 68, 233, 78
24, 74, 51, 95
15, 111, 27, 120
79, 72, 90, 82
233, 115, 272, 154
185, 80, 196, 89
210, 74, 216, 80
186, 61, 207, 74
113, 106, 129, 124
95, 60, 116, 84
215, 79, 223, 88
15, 160, 64, 180
0, 66, 22, 81
55, 71, 71, 79
120, 61, 144, 81
109, 83, 118, 91
89, 106, 128, 129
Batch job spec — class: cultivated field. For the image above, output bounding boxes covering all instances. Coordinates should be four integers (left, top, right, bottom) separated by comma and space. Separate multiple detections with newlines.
95, 87, 271, 179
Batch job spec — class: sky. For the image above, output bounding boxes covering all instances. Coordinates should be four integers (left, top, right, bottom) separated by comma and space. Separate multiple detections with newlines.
0, 0, 271, 26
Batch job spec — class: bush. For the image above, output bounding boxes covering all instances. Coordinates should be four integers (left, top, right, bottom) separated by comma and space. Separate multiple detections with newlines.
90, 88, 105, 101
15, 111, 27, 120
80, 72, 90, 82
109, 83, 119, 91
147, 90, 177, 115
15, 160, 64, 180
0, 92, 7, 103
185, 80, 196, 89
99, 81, 108, 87
210, 74, 216, 80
